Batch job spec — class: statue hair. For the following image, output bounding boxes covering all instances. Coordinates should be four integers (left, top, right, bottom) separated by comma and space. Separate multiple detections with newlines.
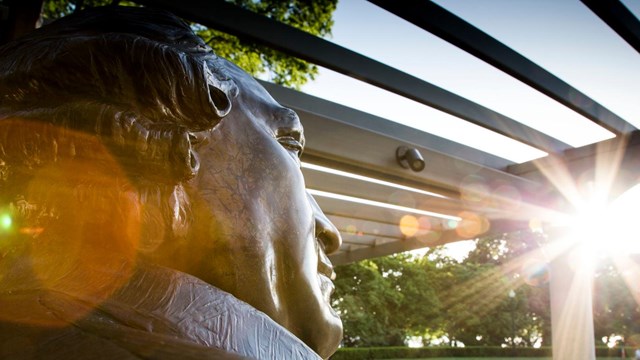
0, 6, 237, 251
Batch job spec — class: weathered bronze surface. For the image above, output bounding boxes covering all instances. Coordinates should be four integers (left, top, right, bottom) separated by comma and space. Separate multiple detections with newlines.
0, 6, 342, 359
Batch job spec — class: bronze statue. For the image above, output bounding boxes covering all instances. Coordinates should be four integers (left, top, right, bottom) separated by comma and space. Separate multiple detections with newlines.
0, 6, 342, 359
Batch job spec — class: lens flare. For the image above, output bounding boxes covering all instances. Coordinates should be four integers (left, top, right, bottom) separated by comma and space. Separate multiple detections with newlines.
529, 218, 544, 233
19, 227, 44, 236
521, 259, 549, 287
417, 216, 432, 234
0, 213, 11, 231
417, 230, 441, 244
399, 215, 419, 237
493, 184, 522, 211
460, 176, 490, 206
0, 121, 141, 327
567, 183, 640, 258
455, 211, 490, 239
446, 219, 458, 230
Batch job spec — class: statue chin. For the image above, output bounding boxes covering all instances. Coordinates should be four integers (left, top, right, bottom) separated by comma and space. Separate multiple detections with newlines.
0, 5, 343, 359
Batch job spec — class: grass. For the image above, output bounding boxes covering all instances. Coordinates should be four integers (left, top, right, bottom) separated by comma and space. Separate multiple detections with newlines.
386, 358, 553, 360
387, 358, 623, 360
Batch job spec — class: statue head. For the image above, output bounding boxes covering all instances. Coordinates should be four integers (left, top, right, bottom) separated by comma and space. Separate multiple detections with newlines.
0, 6, 342, 357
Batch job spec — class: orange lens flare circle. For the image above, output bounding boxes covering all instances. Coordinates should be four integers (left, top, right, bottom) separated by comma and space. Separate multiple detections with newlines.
0, 120, 143, 326
455, 211, 490, 239
399, 214, 420, 237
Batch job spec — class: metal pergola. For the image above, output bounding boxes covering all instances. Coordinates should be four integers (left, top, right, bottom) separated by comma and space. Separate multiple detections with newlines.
121, 0, 640, 265
2, 1, 639, 358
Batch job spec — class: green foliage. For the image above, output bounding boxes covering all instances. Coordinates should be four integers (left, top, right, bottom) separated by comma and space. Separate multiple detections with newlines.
333, 254, 441, 347
593, 258, 640, 345
466, 230, 546, 266
445, 231, 551, 347
333, 232, 554, 348
334, 228, 639, 351
42, 0, 139, 19
196, 0, 336, 89
41, 0, 337, 89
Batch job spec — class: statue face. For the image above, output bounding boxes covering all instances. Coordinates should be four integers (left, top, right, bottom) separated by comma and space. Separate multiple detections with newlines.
172, 60, 342, 357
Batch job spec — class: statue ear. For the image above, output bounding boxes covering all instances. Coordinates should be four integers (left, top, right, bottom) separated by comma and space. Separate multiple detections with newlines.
203, 61, 237, 120
208, 84, 233, 119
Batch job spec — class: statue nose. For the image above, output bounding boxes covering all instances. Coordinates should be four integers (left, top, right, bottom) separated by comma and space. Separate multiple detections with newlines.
316, 214, 341, 255
308, 194, 342, 254
275, 108, 305, 149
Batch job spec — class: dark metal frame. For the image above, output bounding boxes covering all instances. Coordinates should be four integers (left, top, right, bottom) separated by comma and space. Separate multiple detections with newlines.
582, 0, 640, 55
3, 0, 634, 263
134, 0, 571, 154
369, 0, 637, 135
128, 0, 640, 264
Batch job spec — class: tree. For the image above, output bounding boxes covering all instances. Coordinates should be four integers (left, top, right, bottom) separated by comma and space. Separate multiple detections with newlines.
333, 235, 551, 348
333, 254, 441, 347
593, 258, 640, 346
333, 257, 403, 346
460, 231, 551, 347
41, 0, 337, 89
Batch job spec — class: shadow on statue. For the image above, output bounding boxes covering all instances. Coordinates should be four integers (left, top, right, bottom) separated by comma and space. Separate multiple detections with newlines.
0, 6, 342, 359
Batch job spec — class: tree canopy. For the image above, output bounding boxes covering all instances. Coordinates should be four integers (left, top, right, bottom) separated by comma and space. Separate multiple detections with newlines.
333, 253, 442, 347
333, 230, 640, 349
42, 0, 337, 89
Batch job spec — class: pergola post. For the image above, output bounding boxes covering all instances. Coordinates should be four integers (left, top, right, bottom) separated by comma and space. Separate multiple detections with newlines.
549, 243, 596, 360
0, 0, 44, 45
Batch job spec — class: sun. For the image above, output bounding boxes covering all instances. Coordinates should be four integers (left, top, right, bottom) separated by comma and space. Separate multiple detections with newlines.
566, 183, 640, 259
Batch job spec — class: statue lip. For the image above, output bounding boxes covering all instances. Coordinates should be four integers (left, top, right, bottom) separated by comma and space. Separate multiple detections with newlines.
277, 136, 303, 154
317, 249, 336, 281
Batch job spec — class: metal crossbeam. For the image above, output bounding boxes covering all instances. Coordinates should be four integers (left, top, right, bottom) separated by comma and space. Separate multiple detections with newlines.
262, 81, 513, 170
369, 0, 636, 135
134, 0, 570, 154
509, 130, 640, 200
582, 0, 640, 55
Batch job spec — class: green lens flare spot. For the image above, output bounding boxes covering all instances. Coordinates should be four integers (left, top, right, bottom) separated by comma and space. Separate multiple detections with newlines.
1, 213, 12, 230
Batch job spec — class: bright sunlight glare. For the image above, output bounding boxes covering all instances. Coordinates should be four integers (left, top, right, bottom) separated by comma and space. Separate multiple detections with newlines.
566, 183, 640, 259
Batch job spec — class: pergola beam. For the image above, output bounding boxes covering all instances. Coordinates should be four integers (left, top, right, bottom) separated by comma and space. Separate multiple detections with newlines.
509, 130, 640, 201
582, 0, 640, 55
369, 0, 636, 135
262, 81, 513, 170
329, 217, 532, 265
331, 235, 444, 265
134, 0, 570, 154
262, 82, 545, 198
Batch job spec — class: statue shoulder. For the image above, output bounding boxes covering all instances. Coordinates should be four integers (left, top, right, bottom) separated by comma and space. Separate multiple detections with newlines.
0, 289, 249, 360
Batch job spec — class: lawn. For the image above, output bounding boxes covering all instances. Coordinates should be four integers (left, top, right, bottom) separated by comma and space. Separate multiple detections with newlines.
388, 358, 623, 360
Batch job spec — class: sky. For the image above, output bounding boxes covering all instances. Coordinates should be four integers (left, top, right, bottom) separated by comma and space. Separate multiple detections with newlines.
299, 0, 640, 164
